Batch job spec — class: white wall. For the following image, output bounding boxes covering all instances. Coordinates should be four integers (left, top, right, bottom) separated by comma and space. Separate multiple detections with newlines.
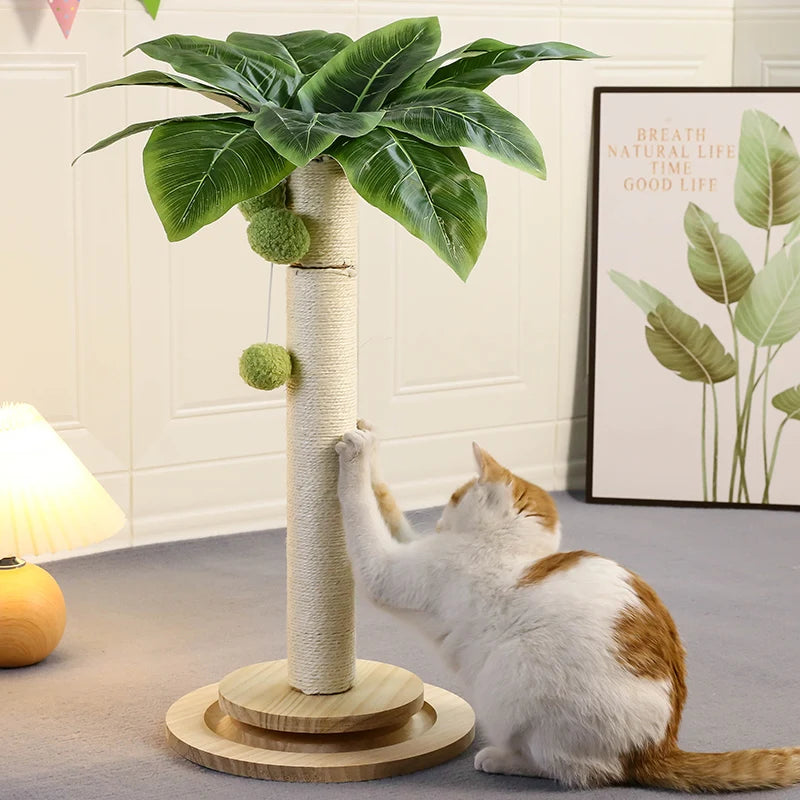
1, 0, 748, 558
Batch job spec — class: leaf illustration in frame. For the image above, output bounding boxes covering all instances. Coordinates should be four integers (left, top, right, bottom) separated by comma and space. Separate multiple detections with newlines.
734, 243, 800, 346
645, 302, 737, 384
684, 202, 755, 303
609, 270, 670, 314
735, 109, 800, 229
783, 215, 800, 247
772, 384, 800, 418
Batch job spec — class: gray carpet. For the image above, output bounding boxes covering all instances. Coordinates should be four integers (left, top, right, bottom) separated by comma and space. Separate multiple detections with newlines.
4, 493, 800, 800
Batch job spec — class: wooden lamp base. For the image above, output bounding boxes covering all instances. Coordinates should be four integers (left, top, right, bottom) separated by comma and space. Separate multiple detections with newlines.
165, 659, 475, 782
0, 557, 66, 668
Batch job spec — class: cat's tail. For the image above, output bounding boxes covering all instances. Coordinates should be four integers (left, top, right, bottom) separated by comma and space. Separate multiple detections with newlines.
632, 747, 800, 792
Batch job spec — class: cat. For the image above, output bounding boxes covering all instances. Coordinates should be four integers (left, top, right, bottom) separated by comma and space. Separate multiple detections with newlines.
335, 421, 800, 791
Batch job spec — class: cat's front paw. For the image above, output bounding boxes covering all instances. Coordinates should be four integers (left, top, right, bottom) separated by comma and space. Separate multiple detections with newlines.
336, 428, 375, 464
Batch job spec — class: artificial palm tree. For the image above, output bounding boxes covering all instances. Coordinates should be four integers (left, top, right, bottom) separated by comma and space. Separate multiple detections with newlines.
75, 16, 597, 781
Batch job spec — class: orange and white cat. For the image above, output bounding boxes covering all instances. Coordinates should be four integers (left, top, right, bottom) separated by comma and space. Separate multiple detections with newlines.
336, 421, 800, 792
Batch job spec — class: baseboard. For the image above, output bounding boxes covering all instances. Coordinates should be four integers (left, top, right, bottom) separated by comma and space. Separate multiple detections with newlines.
33, 450, 587, 561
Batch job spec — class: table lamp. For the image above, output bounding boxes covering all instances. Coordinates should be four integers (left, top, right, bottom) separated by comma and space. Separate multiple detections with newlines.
0, 402, 126, 667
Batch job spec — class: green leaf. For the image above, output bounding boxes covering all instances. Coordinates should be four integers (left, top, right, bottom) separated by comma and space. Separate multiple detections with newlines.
645, 302, 737, 384
609, 270, 670, 314
143, 118, 294, 241
735, 243, 800, 346
139, 0, 160, 19
684, 202, 755, 304
389, 38, 509, 101
382, 88, 545, 178
253, 107, 384, 166
69, 70, 244, 107
772, 384, 800, 419
72, 112, 246, 164
128, 35, 301, 107
297, 17, 441, 113
426, 41, 600, 91
328, 129, 487, 279
783, 215, 800, 247
734, 109, 800, 229
227, 30, 353, 79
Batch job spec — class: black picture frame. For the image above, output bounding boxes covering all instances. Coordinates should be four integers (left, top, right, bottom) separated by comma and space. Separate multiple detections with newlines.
586, 86, 800, 512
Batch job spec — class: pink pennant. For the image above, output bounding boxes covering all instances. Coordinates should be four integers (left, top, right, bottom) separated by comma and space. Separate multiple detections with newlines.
48, 0, 80, 39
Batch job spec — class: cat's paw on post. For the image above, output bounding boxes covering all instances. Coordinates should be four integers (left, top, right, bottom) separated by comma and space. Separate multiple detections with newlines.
335, 428, 375, 463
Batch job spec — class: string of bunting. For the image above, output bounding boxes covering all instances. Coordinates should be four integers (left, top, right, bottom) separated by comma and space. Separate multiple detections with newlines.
49, 0, 160, 39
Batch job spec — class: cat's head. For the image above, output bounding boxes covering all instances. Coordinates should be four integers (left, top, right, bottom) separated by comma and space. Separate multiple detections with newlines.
436, 444, 560, 546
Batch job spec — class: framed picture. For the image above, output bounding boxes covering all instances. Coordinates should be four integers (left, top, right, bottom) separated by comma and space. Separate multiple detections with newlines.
587, 87, 800, 510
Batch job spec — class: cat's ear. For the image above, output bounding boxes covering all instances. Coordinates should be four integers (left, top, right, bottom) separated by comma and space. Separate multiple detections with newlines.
472, 442, 504, 482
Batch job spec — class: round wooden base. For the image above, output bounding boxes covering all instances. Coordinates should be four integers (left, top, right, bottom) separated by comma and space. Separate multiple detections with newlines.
165, 659, 475, 783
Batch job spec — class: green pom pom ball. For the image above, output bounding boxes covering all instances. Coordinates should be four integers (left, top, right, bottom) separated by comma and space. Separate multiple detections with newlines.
247, 207, 310, 265
239, 182, 287, 221
239, 343, 293, 391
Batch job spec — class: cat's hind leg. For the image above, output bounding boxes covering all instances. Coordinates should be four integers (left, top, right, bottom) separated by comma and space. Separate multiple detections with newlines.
474, 746, 546, 778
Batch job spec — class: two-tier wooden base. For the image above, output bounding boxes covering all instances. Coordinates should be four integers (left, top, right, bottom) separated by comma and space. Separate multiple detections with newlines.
165, 659, 475, 782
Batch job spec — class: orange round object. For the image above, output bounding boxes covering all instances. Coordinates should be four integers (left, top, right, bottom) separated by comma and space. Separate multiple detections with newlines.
0, 561, 66, 667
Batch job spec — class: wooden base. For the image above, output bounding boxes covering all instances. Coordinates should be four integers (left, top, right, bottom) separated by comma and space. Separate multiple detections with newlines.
165, 659, 475, 782
0, 561, 66, 668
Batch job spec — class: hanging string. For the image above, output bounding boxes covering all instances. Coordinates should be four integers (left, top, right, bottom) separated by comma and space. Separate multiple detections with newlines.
265, 261, 275, 342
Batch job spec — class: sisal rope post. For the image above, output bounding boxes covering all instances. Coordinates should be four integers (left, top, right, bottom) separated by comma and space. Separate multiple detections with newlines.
285, 158, 358, 694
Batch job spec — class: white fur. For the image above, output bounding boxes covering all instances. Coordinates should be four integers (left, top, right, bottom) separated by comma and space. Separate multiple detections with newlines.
336, 427, 673, 788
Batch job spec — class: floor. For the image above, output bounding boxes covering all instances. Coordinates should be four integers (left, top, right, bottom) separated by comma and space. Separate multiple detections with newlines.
4, 493, 800, 800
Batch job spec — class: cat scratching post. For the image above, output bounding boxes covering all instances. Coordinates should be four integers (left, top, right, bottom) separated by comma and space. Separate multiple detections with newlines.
164, 158, 475, 782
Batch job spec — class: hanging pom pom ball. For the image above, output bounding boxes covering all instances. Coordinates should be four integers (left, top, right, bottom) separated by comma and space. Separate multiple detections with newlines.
247, 207, 311, 265
239, 182, 287, 221
239, 343, 293, 391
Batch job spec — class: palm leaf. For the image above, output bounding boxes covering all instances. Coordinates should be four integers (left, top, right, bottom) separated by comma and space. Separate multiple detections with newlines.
297, 17, 441, 113
734, 243, 800, 346
143, 118, 293, 241
68, 71, 243, 108
684, 202, 754, 303
772, 384, 800, 418
227, 30, 353, 79
389, 38, 509, 101
645, 302, 736, 383
735, 109, 800, 229
609, 270, 670, 314
128, 35, 301, 107
253, 107, 384, 166
382, 87, 544, 177
328, 129, 487, 279
73, 112, 246, 164
426, 41, 599, 91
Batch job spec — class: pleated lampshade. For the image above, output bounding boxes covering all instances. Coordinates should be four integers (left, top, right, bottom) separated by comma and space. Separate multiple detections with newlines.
0, 402, 126, 557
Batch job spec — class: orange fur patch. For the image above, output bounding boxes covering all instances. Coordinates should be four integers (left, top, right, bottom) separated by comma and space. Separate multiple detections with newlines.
626, 747, 800, 792
509, 475, 559, 531
616, 571, 690, 786
473, 446, 559, 532
450, 479, 476, 505
373, 482, 406, 539
615, 572, 686, 745
517, 550, 596, 586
